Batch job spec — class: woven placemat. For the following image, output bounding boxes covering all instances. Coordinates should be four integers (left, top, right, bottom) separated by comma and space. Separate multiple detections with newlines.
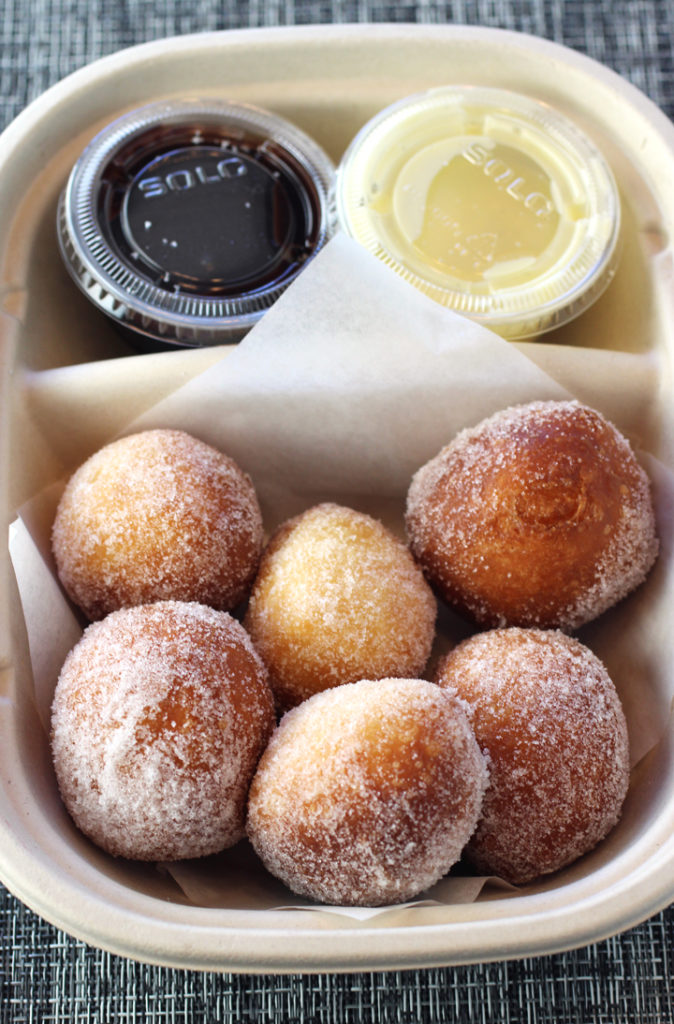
1, 0, 673, 128
2, 2, 674, 1022
2, 896, 674, 1022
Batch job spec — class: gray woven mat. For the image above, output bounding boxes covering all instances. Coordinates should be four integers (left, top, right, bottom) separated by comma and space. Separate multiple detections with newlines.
2, 1, 674, 1022
2, 0, 674, 129
3, 903, 674, 1022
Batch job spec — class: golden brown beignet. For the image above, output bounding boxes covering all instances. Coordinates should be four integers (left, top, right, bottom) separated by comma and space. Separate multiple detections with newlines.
244, 502, 436, 710
247, 677, 488, 905
52, 429, 264, 620
51, 601, 275, 861
434, 627, 630, 884
406, 400, 658, 630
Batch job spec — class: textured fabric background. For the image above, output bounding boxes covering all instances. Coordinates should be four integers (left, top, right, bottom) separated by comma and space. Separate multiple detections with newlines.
1, 0, 674, 129
2, 2, 674, 1022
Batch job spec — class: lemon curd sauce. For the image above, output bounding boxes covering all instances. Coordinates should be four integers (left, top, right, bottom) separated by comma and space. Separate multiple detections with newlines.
337, 87, 621, 339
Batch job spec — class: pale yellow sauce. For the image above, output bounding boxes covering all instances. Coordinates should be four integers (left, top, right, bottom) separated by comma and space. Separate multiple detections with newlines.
337, 89, 620, 338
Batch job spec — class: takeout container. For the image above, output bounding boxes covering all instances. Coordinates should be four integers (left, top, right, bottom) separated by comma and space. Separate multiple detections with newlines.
2, 24, 674, 973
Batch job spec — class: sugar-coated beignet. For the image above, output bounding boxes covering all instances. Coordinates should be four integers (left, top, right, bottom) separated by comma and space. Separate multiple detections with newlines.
247, 678, 488, 906
52, 429, 264, 620
406, 400, 658, 630
435, 627, 630, 884
244, 503, 436, 710
51, 601, 275, 861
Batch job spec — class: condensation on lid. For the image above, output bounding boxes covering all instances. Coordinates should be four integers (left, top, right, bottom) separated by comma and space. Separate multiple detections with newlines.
336, 86, 622, 340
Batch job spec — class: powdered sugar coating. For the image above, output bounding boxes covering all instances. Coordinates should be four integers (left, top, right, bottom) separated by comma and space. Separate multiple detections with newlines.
51, 601, 275, 861
244, 503, 437, 710
52, 429, 264, 620
247, 677, 488, 906
435, 627, 630, 884
406, 400, 658, 630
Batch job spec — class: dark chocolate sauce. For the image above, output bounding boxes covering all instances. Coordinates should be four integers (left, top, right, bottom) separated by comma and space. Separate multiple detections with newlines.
98, 123, 321, 298
58, 101, 336, 346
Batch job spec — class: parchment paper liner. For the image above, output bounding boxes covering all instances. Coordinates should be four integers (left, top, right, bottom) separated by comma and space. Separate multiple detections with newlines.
9, 234, 674, 921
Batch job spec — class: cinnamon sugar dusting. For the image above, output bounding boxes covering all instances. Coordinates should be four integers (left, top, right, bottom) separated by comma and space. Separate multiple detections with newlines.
247, 678, 488, 906
244, 503, 437, 709
435, 627, 630, 884
52, 429, 264, 620
51, 601, 275, 861
406, 401, 658, 630
45, 401, 655, 900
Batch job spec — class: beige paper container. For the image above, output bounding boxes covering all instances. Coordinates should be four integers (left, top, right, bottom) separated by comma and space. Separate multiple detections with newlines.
2, 24, 674, 972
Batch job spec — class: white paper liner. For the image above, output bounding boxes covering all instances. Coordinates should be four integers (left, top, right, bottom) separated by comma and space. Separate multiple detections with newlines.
8, 233, 674, 920
127, 233, 575, 529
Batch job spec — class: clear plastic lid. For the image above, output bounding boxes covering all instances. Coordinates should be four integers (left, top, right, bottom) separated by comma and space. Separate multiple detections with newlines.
336, 86, 621, 340
58, 98, 337, 347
